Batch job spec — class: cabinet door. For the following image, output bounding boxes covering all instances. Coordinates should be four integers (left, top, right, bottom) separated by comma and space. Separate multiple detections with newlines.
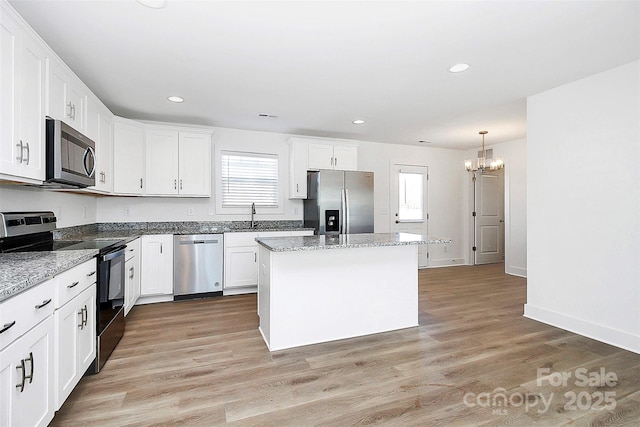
113, 118, 145, 194
54, 296, 81, 409
96, 109, 114, 192
289, 141, 308, 199
1, 317, 55, 427
46, 58, 85, 132
224, 246, 258, 288
77, 285, 96, 374
146, 129, 179, 195
179, 132, 211, 196
124, 255, 140, 315
332, 145, 358, 171
17, 30, 46, 181
0, 11, 21, 178
141, 235, 173, 296
307, 143, 334, 170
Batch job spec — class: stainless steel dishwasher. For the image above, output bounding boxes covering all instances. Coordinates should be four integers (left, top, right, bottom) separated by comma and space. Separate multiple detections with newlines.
173, 234, 224, 300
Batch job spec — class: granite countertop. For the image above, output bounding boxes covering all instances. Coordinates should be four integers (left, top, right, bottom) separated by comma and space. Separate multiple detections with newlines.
0, 249, 98, 303
255, 232, 452, 252
55, 221, 313, 241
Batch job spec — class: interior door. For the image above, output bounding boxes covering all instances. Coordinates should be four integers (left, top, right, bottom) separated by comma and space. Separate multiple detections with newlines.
473, 171, 505, 264
390, 164, 429, 268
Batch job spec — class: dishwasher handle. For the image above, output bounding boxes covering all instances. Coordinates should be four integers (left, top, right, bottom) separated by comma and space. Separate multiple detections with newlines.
179, 239, 219, 245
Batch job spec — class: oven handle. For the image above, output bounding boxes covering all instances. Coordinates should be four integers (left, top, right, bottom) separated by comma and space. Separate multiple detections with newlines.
100, 246, 126, 262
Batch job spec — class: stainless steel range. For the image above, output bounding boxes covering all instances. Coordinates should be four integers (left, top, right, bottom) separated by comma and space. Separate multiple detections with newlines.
0, 211, 126, 374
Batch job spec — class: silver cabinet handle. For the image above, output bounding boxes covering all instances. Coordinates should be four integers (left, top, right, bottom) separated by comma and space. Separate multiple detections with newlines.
25, 352, 34, 384
35, 299, 52, 309
87, 271, 96, 277
179, 179, 183, 190
15, 141, 24, 163
83, 306, 88, 327
140, 178, 143, 189
174, 179, 177, 190
0, 321, 16, 334
160, 244, 163, 254
129, 266, 134, 279
23, 142, 30, 165
67, 101, 73, 118
335, 157, 337, 166
296, 183, 299, 193
67, 281, 80, 289
16, 359, 26, 392
72, 103, 76, 120
78, 308, 84, 329
254, 253, 257, 262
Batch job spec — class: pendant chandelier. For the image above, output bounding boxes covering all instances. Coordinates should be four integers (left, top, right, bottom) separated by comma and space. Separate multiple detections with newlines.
464, 131, 504, 172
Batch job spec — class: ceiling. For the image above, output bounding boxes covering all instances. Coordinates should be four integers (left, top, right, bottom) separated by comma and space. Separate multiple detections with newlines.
9, 0, 639, 150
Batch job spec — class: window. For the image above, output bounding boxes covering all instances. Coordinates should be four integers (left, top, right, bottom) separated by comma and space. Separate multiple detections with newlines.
221, 151, 279, 207
398, 172, 424, 222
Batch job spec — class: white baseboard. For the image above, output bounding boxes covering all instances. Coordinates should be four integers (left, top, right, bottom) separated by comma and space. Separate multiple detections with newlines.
223, 286, 257, 296
506, 265, 527, 278
427, 258, 466, 268
136, 294, 173, 305
524, 304, 640, 354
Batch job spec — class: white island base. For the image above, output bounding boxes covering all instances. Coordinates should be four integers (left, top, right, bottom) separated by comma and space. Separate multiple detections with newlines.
257, 243, 419, 351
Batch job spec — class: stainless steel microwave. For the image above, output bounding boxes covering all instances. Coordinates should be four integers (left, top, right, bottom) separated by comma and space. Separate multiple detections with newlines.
45, 117, 96, 188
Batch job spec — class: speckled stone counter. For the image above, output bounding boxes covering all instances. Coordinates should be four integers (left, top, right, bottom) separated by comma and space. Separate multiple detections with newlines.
0, 250, 97, 303
55, 221, 312, 241
256, 232, 451, 252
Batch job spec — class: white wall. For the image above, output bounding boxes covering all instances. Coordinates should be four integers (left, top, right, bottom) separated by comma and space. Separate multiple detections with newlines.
0, 184, 97, 228
525, 60, 640, 354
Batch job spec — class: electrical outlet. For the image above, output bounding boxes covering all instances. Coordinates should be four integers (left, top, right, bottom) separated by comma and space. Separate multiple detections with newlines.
188, 207, 194, 216
293, 207, 299, 215
82, 206, 87, 218
443, 245, 448, 253
208, 208, 215, 216
124, 207, 130, 217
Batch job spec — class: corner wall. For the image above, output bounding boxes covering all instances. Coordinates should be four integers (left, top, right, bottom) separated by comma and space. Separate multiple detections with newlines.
525, 60, 640, 353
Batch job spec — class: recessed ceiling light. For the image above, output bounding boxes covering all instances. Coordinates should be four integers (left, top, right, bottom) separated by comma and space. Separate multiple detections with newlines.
353, 119, 365, 125
258, 113, 278, 118
167, 96, 184, 103
137, 0, 166, 9
449, 63, 470, 73
419, 140, 431, 144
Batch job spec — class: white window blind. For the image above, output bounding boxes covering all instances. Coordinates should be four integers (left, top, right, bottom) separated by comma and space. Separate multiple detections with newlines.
221, 151, 279, 207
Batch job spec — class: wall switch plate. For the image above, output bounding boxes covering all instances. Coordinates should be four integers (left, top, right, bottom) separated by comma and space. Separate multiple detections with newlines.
124, 207, 131, 217
188, 207, 194, 216
293, 207, 299, 215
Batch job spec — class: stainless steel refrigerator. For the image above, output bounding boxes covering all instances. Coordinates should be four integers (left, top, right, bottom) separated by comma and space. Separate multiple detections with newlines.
304, 170, 374, 235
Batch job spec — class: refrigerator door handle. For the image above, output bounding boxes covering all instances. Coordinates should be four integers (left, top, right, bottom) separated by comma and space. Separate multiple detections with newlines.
344, 188, 350, 234
341, 188, 347, 234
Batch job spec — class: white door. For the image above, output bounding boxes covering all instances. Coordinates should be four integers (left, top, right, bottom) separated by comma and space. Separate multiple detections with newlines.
473, 171, 505, 264
390, 164, 429, 268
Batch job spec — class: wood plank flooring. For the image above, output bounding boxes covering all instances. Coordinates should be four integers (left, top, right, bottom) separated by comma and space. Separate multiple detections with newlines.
51, 264, 640, 426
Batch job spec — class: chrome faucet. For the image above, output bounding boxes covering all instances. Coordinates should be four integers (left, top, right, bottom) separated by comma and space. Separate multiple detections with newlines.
251, 202, 256, 228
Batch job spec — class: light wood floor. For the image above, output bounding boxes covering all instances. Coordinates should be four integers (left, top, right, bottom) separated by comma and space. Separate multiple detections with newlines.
52, 264, 640, 426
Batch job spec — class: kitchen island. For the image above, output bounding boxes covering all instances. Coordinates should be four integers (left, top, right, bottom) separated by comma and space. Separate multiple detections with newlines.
255, 233, 450, 351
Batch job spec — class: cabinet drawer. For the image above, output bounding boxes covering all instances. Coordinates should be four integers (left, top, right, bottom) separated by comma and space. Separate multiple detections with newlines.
0, 278, 56, 351
125, 238, 141, 262
55, 258, 97, 308
225, 232, 259, 247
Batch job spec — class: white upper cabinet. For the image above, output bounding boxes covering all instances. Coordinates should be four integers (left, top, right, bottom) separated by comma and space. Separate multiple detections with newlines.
137, 125, 211, 197
0, 7, 46, 182
46, 58, 86, 133
86, 95, 114, 194
145, 128, 179, 195
308, 142, 357, 171
178, 132, 211, 196
288, 138, 309, 199
113, 117, 145, 195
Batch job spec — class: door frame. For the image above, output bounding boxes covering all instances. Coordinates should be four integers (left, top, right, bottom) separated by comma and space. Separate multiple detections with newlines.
389, 162, 429, 268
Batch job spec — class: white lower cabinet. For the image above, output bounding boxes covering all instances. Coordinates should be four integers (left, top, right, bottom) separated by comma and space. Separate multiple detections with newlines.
54, 285, 95, 410
0, 316, 55, 427
53, 259, 97, 410
140, 234, 173, 296
224, 230, 313, 293
124, 238, 141, 315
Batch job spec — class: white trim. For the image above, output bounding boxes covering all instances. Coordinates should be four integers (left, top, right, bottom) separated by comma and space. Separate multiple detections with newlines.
135, 294, 173, 305
427, 258, 466, 268
506, 266, 527, 278
524, 304, 640, 354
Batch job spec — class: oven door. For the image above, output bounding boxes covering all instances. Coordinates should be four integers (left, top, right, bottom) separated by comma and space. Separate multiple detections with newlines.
97, 246, 126, 333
